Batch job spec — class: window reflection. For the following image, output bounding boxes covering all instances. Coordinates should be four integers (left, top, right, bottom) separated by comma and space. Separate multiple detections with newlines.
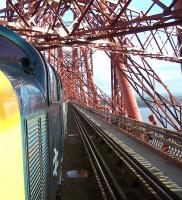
48, 65, 58, 102
0, 36, 26, 61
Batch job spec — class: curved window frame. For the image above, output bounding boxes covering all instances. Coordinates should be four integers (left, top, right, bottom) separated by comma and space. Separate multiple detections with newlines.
0, 35, 27, 63
47, 64, 59, 103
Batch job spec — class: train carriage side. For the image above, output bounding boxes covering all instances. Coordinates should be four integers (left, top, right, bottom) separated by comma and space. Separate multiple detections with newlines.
0, 25, 65, 200
46, 63, 65, 200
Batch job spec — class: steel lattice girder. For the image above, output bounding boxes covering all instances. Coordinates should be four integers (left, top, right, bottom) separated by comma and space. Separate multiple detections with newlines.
0, 0, 182, 131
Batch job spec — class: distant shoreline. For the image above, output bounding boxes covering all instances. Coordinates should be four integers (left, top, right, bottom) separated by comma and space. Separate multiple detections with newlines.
136, 96, 182, 108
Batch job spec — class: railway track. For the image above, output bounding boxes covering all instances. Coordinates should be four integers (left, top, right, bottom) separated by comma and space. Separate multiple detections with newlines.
69, 104, 182, 200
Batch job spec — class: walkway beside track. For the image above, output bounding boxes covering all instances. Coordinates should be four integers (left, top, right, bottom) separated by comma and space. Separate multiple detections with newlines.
76, 106, 182, 188
60, 108, 102, 200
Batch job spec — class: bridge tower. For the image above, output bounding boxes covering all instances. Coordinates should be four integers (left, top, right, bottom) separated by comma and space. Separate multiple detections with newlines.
0, 0, 182, 131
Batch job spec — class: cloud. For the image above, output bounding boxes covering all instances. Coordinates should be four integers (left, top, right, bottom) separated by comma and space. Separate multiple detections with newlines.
149, 60, 182, 94
92, 50, 111, 95
0, 2, 5, 9
92, 51, 182, 97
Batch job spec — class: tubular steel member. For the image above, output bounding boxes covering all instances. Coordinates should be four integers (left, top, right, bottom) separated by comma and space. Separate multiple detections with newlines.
111, 53, 142, 120
174, 0, 182, 71
1, 0, 182, 130
111, 54, 128, 116
81, 47, 99, 108
116, 59, 142, 121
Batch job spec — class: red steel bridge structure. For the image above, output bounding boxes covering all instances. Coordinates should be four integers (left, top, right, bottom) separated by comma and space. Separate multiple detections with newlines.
0, 0, 182, 133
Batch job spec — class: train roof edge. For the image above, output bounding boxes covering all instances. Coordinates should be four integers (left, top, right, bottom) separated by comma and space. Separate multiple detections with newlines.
0, 25, 47, 97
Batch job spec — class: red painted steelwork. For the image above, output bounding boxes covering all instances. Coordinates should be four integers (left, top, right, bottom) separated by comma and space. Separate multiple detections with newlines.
0, 0, 182, 130
117, 62, 142, 121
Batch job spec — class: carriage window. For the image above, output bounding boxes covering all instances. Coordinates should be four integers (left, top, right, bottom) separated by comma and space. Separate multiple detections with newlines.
0, 36, 26, 61
48, 65, 58, 102
54, 72, 61, 101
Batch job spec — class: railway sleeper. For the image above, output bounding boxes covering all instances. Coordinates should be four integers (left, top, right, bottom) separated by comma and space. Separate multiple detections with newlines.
72, 106, 182, 200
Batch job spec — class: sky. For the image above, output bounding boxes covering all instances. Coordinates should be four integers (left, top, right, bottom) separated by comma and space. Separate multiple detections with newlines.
92, 50, 182, 96
92, 0, 182, 96
0, 0, 181, 96
0, 1, 5, 9
92, 51, 111, 95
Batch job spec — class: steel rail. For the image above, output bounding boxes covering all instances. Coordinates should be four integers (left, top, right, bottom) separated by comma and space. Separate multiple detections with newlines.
85, 106, 182, 161
72, 104, 182, 200
70, 106, 127, 200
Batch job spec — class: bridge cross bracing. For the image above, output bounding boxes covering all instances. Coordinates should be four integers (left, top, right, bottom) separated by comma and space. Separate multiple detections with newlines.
0, 0, 182, 131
